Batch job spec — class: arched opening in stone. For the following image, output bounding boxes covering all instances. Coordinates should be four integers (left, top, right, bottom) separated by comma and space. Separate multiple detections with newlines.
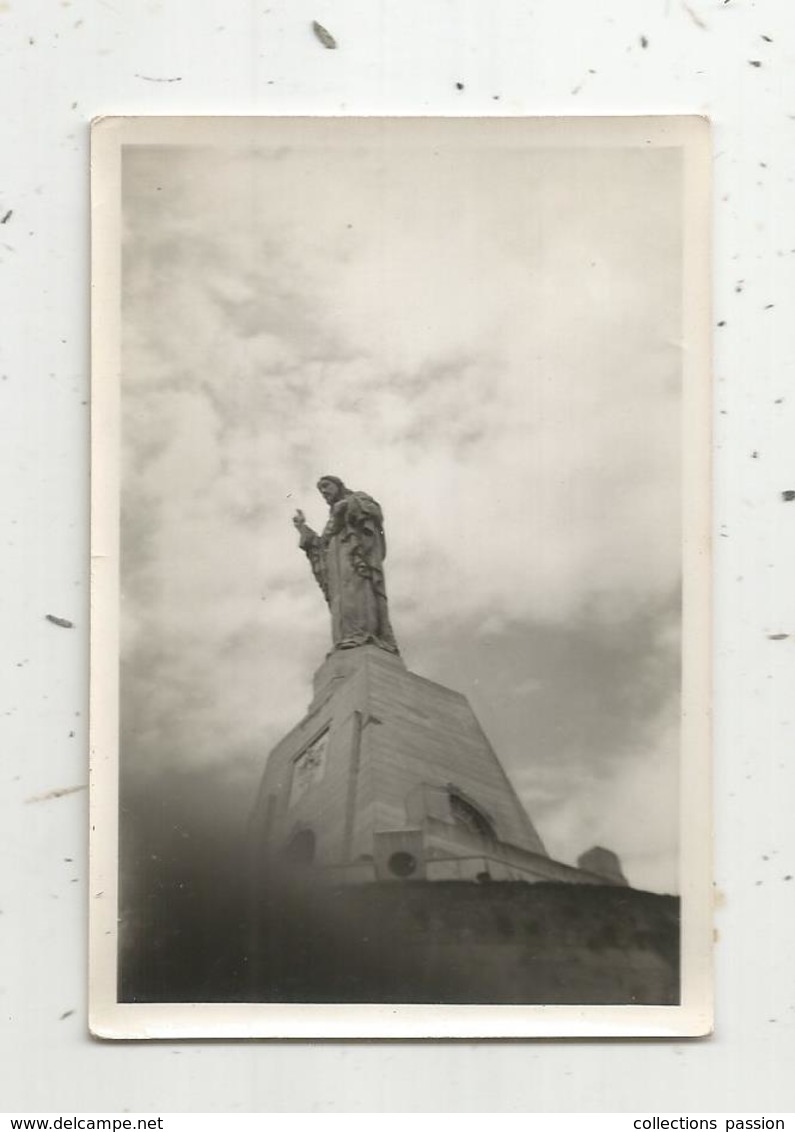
449, 791, 496, 842
282, 828, 316, 866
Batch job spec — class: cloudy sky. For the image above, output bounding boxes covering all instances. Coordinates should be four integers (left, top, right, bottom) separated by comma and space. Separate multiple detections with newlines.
120, 122, 683, 894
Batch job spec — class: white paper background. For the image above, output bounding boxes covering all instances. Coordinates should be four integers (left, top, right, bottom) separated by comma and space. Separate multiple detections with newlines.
1, 0, 794, 1114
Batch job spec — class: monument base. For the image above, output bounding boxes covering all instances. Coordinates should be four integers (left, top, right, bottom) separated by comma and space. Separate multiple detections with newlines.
248, 879, 679, 1005
250, 645, 628, 888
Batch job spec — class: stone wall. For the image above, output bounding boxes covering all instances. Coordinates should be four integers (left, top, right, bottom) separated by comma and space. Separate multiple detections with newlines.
249, 879, 679, 1006
251, 646, 550, 873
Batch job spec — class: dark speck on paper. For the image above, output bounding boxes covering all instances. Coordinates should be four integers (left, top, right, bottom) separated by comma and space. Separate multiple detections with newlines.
455, 82, 464, 91
312, 21, 337, 49
749, 60, 762, 67
717, 320, 726, 327
768, 633, 789, 641
46, 614, 73, 628
640, 35, 648, 48
1, 210, 12, 225
59, 1010, 75, 1021
761, 34, 773, 43
135, 74, 183, 83
25, 784, 87, 804
781, 490, 795, 502
681, 3, 707, 29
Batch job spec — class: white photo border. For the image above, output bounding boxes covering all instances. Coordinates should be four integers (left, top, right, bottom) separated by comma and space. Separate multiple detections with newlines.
89, 115, 712, 1040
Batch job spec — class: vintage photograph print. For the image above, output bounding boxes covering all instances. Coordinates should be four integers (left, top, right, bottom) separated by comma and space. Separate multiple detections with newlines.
90, 117, 711, 1038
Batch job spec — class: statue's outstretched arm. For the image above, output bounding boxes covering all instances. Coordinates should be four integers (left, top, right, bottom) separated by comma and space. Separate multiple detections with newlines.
293, 509, 328, 600
293, 509, 320, 547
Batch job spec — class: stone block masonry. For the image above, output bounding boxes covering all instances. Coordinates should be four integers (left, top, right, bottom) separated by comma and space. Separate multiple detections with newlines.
250, 645, 621, 886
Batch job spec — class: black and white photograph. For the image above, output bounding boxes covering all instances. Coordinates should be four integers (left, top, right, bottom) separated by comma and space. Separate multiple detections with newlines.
89, 116, 711, 1038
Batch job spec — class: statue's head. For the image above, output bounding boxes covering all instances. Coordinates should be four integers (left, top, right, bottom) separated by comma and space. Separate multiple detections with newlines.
317, 475, 347, 505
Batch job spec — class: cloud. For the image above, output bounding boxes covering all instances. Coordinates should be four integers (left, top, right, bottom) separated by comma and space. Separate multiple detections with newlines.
412, 593, 680, 891
118, 136, 684, 893
533, 699, 680, 895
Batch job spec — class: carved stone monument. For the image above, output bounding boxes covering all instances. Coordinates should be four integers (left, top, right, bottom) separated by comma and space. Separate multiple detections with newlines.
250, 477, 627, 888
292, 475, 398, 655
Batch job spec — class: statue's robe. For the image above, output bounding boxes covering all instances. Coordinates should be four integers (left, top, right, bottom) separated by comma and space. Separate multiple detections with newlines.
299, 491, 399, 654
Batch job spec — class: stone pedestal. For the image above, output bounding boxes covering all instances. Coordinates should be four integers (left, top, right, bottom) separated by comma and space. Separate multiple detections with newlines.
250, 646, 622, 887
